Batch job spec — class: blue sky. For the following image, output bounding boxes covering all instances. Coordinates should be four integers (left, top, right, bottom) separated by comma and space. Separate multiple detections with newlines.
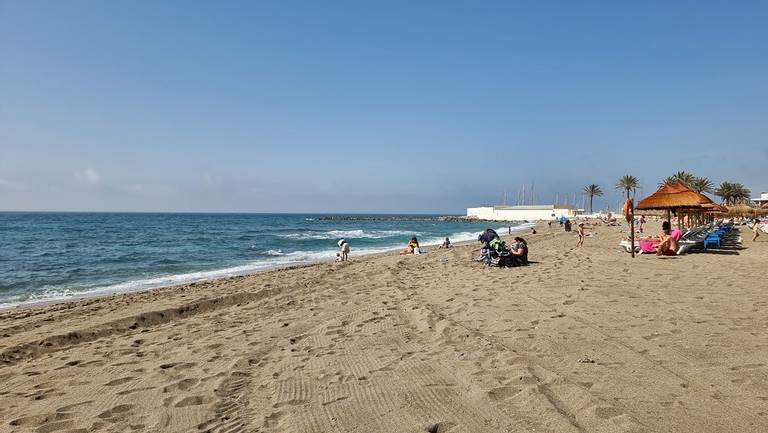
1, 1, 766, 213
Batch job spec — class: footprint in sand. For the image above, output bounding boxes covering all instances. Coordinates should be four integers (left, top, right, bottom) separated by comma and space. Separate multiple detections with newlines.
97, 404, 134, 421
594, 406, 624, 419
10, 412, 71, 427
487, 386, 521, 401
174, 395, 211, 407
163, 378, 199, 393
104, 377, 135, 386
425, 421, 458, 433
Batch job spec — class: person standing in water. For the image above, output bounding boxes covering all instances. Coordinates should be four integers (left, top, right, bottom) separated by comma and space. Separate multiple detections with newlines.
337, 239, 350, 261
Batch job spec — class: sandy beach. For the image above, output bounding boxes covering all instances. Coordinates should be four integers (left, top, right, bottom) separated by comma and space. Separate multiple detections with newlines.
1, 222, 767, 433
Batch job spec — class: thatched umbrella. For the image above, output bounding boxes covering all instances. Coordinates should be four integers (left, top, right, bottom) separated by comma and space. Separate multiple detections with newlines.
727, 203, 758, 217
636, 182, 713, 209
636, 182, 717, 227
702, 203, 727, 213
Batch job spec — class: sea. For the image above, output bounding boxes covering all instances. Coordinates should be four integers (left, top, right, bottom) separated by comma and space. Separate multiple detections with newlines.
0, 213, 532, 309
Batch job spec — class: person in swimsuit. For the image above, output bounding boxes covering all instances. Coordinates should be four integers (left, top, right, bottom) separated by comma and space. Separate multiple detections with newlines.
401, 237, 420, 254
656, 221, 679, 256
752, 219, 761, 242
576, 223, 589, 247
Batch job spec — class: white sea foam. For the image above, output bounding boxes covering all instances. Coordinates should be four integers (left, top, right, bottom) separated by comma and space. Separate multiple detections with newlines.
278, 229, 415, 240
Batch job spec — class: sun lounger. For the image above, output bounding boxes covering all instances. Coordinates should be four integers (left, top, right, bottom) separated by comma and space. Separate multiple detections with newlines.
618, 223, 727, 255
619, 239, 640, 253
703, 233, 721, 249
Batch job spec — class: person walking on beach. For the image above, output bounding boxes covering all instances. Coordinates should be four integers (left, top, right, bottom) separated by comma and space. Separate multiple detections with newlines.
752, 219, 761, 242
576, 223, 589, 247
337, 239, 350, 261
638, 215, 646, 233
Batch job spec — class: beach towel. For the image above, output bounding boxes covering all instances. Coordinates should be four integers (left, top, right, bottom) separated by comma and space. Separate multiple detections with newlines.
639, 240, 658, 253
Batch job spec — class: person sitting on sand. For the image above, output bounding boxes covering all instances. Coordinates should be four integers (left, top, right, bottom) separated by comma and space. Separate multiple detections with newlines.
400, 237, 420, 255
509, 237, 528, 266
656, 221, 679, 256
337, 239, 350, 261
530, 227, 537, 235
439, 237, 452, 249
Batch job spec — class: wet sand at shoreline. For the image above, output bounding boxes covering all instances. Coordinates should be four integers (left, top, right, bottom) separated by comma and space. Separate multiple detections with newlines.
1, 222, 767, 432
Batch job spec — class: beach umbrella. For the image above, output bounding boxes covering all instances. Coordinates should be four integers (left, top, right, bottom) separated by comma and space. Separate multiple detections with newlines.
636, 182, 717, 228
636, 182, 714, 210
701, 203, 727, 213
726, 203, 757, 217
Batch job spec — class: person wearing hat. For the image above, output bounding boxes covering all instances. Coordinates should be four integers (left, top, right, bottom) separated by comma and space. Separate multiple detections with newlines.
337, 239, 350, 261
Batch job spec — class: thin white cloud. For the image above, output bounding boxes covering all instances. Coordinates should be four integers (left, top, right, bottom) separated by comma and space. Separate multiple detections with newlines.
119, 184, 144, 194
202, 173, 213, 187
84, 168, 100, 183
0, 178, 28, 191
74, 168, 101, 185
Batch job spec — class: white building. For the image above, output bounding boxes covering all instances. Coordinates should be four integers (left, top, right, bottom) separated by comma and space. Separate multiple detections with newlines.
467, 205, 576, 222
751, 192, 768, 207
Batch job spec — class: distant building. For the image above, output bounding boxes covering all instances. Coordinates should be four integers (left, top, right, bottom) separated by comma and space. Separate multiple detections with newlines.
751, 192, 768, 207
466, 204, 576, 221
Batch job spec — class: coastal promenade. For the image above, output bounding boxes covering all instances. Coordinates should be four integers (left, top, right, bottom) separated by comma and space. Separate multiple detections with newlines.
1, 223, 766, 432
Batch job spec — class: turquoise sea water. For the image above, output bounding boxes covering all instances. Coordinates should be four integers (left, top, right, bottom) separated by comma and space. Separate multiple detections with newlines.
0, 213, 531, 308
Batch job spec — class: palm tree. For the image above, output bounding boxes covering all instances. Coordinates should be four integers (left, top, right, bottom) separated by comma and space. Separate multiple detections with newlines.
659, 171, 696, 188
688, 176, 714, 194
715, 182, 752, 205
730, 183, 751, 204
616, 175, 640, 198
582, 184, 603, 214
715, 182, 734, 204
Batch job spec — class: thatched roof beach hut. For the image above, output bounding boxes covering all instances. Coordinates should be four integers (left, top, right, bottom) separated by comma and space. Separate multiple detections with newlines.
636, 182, 719, 228
636, 182, 714, 210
